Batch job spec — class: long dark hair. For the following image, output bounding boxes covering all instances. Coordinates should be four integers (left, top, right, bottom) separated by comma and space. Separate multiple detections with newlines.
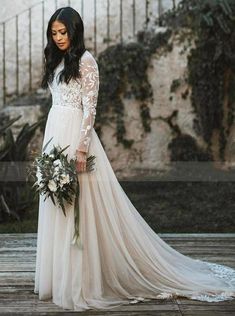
41, 7, 86, 89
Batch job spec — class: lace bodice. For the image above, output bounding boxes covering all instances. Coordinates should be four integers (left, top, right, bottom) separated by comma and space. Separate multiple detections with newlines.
48, 50, 100, 153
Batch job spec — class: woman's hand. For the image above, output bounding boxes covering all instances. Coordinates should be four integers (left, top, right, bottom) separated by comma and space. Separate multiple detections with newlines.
76, 150, 87, 172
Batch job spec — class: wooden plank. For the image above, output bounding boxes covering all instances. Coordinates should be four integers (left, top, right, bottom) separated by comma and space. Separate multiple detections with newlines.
178, 303, 235, 311
0, 233, 234, 239
179, 312, 234, 316
0, 312, 182, 316
0, 233, 234, 315
0, 301, 180, 312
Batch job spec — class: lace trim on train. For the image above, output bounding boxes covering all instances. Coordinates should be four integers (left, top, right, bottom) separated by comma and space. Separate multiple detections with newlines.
127, 261, 235, 304
189, 261, 235, 302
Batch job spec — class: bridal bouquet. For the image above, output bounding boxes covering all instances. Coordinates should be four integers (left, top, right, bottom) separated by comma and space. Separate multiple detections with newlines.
31, 136, 96, 248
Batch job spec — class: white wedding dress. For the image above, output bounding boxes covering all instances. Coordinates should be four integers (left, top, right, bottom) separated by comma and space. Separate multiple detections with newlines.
34, 49, 235, 311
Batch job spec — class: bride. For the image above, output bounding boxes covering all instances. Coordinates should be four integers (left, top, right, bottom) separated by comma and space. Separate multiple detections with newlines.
34, 6, 235, 311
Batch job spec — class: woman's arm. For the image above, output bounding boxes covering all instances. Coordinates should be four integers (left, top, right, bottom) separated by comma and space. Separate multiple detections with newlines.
77, 52, 100, 153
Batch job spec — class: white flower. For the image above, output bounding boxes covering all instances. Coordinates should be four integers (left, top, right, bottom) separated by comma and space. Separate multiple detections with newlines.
53, 159, 62, 167
60, 173, 70, 185
48, 179, 57, 192
54, 166, 60, 175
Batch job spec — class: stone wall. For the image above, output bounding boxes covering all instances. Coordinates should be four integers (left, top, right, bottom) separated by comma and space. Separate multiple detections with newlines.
100, 31, 199, 177
1, 1, 198, 179
1, 30, 199, 178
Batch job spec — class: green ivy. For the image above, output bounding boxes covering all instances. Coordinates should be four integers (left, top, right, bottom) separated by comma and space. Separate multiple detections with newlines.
170, 79, 181, 93
95, 29, 172, 148
162, 0, 235, 161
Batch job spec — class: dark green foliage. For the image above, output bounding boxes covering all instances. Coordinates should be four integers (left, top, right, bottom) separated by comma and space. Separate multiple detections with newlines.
170, 79, 181, 93
168, 134, 212, 161
0, 114, 45, 223
95, 29, 172, 148
140, 103, 151, 133
162, 0, 235, 161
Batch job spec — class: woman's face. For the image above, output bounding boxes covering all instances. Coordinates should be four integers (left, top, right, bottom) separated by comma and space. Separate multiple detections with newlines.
51, 20, 70, 51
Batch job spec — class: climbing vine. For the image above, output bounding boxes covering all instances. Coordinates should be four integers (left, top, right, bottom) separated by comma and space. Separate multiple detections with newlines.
162, 0, 235, 161
95, 29, 172, 148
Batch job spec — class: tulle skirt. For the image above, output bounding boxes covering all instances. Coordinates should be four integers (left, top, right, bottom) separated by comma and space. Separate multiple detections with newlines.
34, 104, 235, 311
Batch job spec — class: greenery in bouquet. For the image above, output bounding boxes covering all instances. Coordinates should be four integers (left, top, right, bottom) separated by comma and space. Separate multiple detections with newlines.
30, 136, 96, 247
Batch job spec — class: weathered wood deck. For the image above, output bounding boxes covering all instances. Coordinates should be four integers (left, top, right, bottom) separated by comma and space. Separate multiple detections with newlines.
0, 233, 234, 315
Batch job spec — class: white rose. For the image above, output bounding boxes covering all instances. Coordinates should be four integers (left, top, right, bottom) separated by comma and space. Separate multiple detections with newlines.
60, 174, 70, 185
53, 159, 62, 167
54, 166, 60, 176
48, 179, 57, 192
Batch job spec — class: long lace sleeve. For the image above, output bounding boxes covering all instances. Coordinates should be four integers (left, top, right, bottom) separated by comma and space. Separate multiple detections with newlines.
77, 52, 99, 153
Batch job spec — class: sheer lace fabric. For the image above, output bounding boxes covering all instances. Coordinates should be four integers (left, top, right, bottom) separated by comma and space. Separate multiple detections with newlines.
48, 50, 99, 153
34, 50, 235, 311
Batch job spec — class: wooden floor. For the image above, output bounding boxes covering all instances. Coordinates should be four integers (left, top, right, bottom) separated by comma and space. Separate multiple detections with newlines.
0, 233, 234, 315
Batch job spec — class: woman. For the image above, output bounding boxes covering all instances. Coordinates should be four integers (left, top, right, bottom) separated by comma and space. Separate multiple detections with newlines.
34, 6, 235, 311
